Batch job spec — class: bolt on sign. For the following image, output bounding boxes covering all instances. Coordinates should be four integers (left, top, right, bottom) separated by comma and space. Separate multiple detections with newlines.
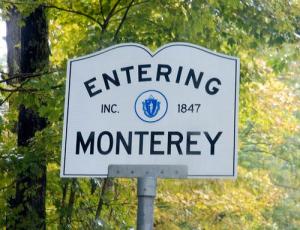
60, 43, 240, 178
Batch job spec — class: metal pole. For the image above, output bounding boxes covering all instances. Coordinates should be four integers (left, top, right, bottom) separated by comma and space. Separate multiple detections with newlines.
108, 165, 187, 229
136, 177, 157, 230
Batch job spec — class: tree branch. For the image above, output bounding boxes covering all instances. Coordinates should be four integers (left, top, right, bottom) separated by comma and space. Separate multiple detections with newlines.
3, 1, 104, 29
65, 179, 77, 227
0, 84, 63, 93
241, 148, 294, 164
0, 70, 62, 84
0, 0, 39, 5
272, 180, 299, 190
142, 17, 171, 31
102, 0, 122, 32
0, 80, 29, 106
46, 4, 103, 29
112, 0, 149, 17
113, 0, 135, 41
95, 178, 109, 220
98, 0, 105, 21
0, 86, 25, 92
0, 92, 14, 106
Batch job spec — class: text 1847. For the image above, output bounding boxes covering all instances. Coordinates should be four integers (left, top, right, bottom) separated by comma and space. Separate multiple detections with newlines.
177, 104, 201, 113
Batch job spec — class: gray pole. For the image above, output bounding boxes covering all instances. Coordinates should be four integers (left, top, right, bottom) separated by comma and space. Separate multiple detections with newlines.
137, 177, 157, 230
108, 165, 187, 229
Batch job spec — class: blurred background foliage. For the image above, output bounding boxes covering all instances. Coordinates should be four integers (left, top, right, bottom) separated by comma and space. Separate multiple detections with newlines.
0, 0, 299, 229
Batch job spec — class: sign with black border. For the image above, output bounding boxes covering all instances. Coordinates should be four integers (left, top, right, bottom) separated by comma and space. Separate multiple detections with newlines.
60, 43, 240, 178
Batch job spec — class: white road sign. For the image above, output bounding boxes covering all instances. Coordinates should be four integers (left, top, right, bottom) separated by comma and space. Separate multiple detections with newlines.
60, 43, 240, 178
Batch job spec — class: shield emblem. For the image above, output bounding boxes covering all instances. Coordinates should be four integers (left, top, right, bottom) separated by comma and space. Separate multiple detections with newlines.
142, 95, 160, 118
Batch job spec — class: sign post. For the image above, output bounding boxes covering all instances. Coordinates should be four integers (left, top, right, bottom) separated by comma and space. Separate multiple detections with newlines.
136, 177, 156, 229
60, 43, 240, 229
108, 165, 188, 229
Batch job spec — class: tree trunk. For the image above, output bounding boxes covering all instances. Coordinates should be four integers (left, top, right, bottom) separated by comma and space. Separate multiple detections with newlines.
6, 6, 21, 82
6, 5, 49, 230
65, 179, 77, 228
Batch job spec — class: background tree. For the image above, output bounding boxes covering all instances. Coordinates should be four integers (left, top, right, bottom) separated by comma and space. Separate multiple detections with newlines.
2, 4, 49, 229
0, 0, 299, 229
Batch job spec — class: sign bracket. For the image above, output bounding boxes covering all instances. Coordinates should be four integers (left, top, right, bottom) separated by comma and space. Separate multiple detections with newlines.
108, 164, 188, 178
108, 165, 188, 229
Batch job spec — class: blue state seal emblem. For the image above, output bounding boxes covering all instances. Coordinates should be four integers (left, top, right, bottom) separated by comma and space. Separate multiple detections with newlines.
142, 95, 160, 118
135, 90, 168, 123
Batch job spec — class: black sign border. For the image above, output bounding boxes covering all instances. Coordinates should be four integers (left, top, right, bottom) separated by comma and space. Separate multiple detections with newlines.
62, 43, 239, 178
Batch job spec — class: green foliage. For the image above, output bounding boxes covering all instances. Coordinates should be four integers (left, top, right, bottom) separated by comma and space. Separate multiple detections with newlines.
0, 0, 299, 229
156, 168, 284, 229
